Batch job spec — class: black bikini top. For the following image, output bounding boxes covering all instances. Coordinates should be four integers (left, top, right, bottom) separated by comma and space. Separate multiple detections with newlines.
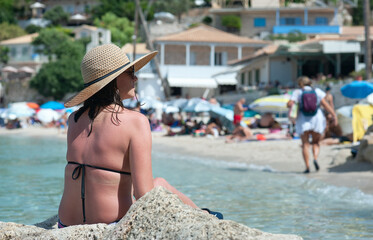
67, 161, 131, 223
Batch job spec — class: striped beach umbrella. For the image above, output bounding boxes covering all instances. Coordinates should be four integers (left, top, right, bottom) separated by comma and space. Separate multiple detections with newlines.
249, 95, 290, 114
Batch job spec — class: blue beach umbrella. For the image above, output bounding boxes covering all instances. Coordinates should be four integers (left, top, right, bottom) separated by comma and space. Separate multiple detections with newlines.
341, 81, 373, 99
40, 101, 65, 110
209, 106, 234, 132
183, 98, 212, 113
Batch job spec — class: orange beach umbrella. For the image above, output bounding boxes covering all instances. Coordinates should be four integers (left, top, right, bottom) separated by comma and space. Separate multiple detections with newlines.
27, 102, 40, 109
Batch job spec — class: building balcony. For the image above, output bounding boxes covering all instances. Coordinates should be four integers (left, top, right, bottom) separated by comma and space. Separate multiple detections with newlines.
273, 25, 340, 34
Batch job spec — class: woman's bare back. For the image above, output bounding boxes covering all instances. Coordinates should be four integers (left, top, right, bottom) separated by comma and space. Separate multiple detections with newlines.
58, 107, 149, 225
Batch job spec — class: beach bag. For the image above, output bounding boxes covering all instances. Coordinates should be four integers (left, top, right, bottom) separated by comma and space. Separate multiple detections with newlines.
300, 88, 318, 116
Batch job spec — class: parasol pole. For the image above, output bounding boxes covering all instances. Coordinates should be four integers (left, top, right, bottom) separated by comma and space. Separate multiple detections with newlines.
364, 0, 372, 80
135, 0, 170, 98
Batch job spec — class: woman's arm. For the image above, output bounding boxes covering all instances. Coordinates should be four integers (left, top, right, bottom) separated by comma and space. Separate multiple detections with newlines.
320, 98, 338, 126
129, 114, 154, 200
287, 100, 294, 108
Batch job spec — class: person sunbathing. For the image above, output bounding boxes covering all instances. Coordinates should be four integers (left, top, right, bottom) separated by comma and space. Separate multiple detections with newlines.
321, 113, 352, 145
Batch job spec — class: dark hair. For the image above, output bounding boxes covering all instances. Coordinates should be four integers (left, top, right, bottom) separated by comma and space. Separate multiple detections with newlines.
74, 78, 125, 136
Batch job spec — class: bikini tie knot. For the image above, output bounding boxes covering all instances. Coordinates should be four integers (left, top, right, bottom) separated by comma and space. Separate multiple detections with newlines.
71, 164, 85, 180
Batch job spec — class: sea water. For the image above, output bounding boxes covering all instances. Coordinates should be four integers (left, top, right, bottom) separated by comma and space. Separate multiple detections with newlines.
1, 134, 373, 240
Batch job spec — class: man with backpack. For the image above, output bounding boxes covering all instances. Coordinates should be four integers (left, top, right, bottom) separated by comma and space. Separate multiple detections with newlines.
287, 76, 337, 173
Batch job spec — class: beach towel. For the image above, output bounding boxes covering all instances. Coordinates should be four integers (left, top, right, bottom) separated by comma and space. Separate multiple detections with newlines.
352, 104, 373, 142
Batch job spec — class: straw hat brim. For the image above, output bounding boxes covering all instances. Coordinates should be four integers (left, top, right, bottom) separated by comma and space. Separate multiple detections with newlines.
64, 51, 158, 108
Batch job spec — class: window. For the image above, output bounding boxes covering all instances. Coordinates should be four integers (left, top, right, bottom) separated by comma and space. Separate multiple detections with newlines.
280, 17, 302, 25
214, 52, 227, 66
254, 18, 266, 27
67, 5, 74, 14
190, 52, 196, 65
241, 72, 245, 85
315, 17, 328, 25
10, 47, 16, 57
81, 31, 88, 38
255, 69, 260, 85
22, 46, 28, 56
248, 71, 252, 86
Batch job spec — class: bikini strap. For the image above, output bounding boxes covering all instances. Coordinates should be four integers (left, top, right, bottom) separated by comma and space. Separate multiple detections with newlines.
67, 161, 131, 223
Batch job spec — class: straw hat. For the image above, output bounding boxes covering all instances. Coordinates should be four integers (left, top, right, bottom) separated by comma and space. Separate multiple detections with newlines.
64, 43, 158, 107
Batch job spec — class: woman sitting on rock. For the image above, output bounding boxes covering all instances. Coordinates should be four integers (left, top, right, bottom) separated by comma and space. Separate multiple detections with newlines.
58, 44, 222, 228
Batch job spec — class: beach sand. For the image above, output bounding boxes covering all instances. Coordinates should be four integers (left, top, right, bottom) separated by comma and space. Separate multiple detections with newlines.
2, 127, 373, 195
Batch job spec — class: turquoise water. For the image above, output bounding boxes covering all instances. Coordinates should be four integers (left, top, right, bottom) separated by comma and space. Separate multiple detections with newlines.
1, 134, 373, 239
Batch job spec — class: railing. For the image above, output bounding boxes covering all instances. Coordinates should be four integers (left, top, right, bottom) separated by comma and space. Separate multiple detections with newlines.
273, 25, 340, 34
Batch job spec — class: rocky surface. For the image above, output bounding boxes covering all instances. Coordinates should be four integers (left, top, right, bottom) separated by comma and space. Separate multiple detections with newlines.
0, 187, 302, 240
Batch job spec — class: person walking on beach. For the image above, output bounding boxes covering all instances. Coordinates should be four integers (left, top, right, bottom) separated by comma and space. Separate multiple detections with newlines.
58, 44, 222, 228
233, 98, 247, 126
287, 76, 337, 173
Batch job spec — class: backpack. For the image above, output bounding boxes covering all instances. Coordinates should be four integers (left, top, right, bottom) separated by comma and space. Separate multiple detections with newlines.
299, 88, 318, 116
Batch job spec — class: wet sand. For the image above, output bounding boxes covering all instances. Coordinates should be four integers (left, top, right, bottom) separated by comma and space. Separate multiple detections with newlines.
151, 132, 373, 195
2, 127, 373, 195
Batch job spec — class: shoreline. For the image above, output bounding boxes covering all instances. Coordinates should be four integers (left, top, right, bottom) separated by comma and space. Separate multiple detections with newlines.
2, 127, 373, 195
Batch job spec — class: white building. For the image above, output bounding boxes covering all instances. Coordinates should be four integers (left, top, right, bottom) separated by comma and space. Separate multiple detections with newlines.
122, 43, 165, 100
153, 25, 270, 99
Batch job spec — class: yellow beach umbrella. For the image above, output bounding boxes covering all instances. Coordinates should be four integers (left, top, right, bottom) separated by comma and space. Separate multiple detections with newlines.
249, 95, 290, 114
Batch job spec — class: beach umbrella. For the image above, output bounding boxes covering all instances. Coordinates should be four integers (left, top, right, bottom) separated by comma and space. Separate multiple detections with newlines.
336, 105, 353, 135
70, 13, 87, 21
164, 98, 188, 110
341, 81, 373, 99
40, 101, 65, 110
2, 66, 18, 73
154, 12, 175, 23
36, 109, 60, 123
26, 102, 39, 109
19, 66, 35, 74
183, 98, 212, 113
140, 96, 164, 110
367, 92, 373, 105
209, 106, 235, 132
122, 98, 138, 108
249, 95, 290, 114
163, 105, 179, 114
5, 102, 35, 119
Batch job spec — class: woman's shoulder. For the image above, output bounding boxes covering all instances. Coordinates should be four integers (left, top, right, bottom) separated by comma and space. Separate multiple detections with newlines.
314, 88, 326, 97
118, 108, 149, 125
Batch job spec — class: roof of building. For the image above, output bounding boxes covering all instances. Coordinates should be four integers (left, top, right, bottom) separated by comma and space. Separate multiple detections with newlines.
297, 36, 358, 45
73, 24, 98, 33
155, 25, 269, 45
229, 44, 279, 65
341, 26, 373, 37
122, 43, 151, 55
0, 33, 39, 45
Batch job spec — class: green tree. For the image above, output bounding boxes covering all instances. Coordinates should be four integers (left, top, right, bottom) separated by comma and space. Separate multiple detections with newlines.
25, 24, 42, 34
30, 28, 85, 100
268, 31, 306, 42
0, 0, 16, 24
91, 0, 153, 21
352, 0, 373, 25
221, 15, 241, 32
202, 16, 212, 25
43, 6, 69, 26
94, 12, 134, 46
0, 22, 27, 41
0, 46, 9, 65
30, 55, 83, 100
153, 0, 190, 22
284, 0, 306, 6
32, 28, 72, 60
13, 0, 33, 20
